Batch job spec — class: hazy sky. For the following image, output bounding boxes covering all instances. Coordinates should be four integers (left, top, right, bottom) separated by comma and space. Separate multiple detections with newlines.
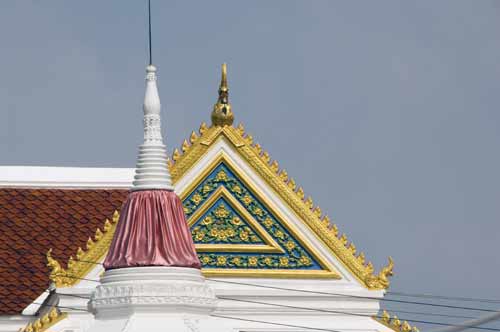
1, 1, 499, 328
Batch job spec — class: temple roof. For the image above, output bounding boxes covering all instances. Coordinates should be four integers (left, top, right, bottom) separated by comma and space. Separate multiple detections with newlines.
0, 188, 127, 314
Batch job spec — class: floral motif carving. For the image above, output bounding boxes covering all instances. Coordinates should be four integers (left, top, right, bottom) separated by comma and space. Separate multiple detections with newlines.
184, 164, 318, 270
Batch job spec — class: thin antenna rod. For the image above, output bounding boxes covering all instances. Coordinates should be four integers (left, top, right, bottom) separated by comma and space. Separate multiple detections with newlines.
148, 0, 152, 65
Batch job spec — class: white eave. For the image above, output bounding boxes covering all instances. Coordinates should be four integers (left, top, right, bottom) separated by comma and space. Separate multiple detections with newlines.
0, 166, 134, 189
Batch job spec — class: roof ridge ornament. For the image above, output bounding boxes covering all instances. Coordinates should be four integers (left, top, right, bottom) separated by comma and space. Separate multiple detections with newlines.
211, 63, 234, 127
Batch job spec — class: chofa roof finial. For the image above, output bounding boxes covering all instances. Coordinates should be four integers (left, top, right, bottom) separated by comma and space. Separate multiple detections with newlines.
211, 63, 234, 127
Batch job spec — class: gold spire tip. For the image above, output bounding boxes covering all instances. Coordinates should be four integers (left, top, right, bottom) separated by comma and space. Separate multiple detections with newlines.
211, 63, 234, 126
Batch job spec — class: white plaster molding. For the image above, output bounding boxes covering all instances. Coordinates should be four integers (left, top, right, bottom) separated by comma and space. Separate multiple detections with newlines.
0, 166, 133, 188
89, 267, 217, 317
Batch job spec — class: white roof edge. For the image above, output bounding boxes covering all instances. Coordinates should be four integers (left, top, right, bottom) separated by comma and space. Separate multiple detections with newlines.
0, 166, 134, 188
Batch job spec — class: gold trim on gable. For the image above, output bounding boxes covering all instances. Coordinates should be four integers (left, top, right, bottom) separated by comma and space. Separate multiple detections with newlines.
19, 309, 67, 332
47, 211, 120, 288
170, 123, 394, 289
188, 186, 284, 254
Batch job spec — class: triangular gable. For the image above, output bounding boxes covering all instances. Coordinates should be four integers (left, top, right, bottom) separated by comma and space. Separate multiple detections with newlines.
171, 123, 393, 288
182, 156, 339, 278
47, 123, 392, 290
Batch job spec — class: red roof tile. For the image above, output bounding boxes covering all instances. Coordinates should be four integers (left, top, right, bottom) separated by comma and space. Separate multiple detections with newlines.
0, 188, 128, 315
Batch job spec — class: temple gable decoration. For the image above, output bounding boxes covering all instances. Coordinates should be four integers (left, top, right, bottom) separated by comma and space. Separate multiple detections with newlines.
46, 64, 393, 290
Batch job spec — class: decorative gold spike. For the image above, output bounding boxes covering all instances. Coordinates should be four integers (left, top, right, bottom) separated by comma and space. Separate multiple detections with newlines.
25, 324, 33, 332
211, 63, 234, 126
330, 224, 338, 236
365, 262, 374, 274
391, 316, 401, 329
103, 219, 112, 232
94, 228, 103, 241
261, 151, 270, 163
86, 237, 94, 250
339, 234, 348, 245
236, 123, 245, 135
253, 143, 262, 154
33, 319, 42, 332
279, 170, 288, 181
182, 139, 190, 153
402, 321, 412, 332
287, 178, 296, 190
172, 148, 181, 161
67, 256, 75, 269
313, 206, 322, 218
244, 134, 253, 144
381, 310, 390, 323
357, 252, 366, 265
199, 122, 208, 135
412, 327, 420, 332
348, 242, 356, 254
112, 210, 119, 223
321, 215, 330, 226
270, 160, 279, 172
49, 308, 58, 320
190, 131, 198, 144
76, 247, 84, 260
296, 187, 304, 199
41, 313, 50, 324
305, 196, 313, 208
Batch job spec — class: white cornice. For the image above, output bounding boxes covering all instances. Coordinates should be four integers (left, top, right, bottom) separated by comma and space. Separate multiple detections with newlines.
0, 166, 134, 189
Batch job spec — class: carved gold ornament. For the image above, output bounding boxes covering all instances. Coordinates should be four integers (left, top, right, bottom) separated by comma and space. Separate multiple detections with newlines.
211, 63, 234, 127
46, 211, 120, 287
19, 308, 67, 332
374, 310, 419, 332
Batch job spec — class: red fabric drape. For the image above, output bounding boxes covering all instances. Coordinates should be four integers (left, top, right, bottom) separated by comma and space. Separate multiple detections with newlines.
104, 190, 200, 270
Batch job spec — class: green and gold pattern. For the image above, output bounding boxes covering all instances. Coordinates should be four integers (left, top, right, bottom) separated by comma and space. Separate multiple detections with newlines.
184, 162, 323, 270
192, 198, 263, 244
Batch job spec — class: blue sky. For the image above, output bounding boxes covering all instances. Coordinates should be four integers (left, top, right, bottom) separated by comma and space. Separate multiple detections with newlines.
1, 1, 499, 328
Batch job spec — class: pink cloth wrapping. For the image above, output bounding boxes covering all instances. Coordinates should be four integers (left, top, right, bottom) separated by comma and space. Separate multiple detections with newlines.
103, 190, 201, 270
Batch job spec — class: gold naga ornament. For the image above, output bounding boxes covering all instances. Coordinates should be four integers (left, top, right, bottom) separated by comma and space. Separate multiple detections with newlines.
211, 63, 234, 127
46, 211, 120, 287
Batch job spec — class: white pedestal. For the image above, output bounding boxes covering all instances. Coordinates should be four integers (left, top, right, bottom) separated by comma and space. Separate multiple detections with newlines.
88, 267, 218, 332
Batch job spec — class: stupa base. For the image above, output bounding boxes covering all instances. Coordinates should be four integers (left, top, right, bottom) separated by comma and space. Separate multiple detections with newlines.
89, 266, 217, 319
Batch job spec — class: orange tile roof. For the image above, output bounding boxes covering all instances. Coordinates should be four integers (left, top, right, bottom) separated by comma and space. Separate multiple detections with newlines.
0, 188, 128, 314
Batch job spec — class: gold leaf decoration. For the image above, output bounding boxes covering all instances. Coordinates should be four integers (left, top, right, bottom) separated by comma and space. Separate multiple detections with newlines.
47, 211, 121, 288
182, 139, 190, 153
279, 170, 288, 181
190, 131, 198, 144
270, 160, 279, 172
19, 309, 68, 332
173, 148, 181, 161
262, 151, 270, 163
253, 143, 262, 154
199, 122, 208, 135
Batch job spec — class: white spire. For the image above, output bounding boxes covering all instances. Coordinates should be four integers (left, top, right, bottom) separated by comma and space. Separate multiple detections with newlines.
131, 65, 173, 191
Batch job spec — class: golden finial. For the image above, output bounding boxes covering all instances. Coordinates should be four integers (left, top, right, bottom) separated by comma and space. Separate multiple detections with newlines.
211, 63, 234, 126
